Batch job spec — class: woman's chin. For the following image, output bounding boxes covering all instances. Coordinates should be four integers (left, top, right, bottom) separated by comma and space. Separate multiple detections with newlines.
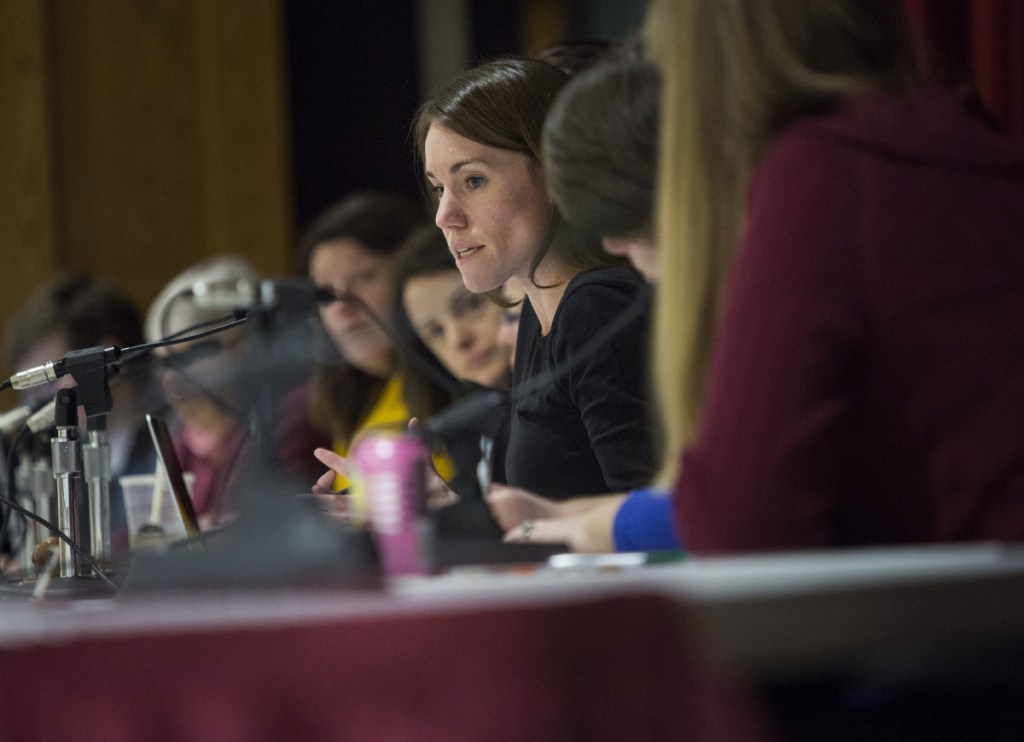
342, 346, 393, 377
456, 267, 499, 295
467, 363, 512, 391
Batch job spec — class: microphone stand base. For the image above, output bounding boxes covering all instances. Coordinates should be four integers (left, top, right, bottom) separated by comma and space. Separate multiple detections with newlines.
12, 574, 118, 599
120, 497, 381, 594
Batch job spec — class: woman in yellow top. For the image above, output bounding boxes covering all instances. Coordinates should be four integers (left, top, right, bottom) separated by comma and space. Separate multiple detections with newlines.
297, 191, 452, 491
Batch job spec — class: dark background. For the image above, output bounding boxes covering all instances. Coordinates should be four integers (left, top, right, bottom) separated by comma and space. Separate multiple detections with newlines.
283, 0, 646, 235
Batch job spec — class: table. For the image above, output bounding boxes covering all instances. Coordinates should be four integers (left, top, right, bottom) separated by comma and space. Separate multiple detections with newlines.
1, 542, 1023, 741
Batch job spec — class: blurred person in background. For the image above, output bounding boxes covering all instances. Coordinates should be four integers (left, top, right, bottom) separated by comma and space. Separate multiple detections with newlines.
393, 226, 511, 414
535, 38, 612, 77
145, 255, 262, 529
296, 191, 455, 496
390, 225, 512, 539
4, 273, 157, 551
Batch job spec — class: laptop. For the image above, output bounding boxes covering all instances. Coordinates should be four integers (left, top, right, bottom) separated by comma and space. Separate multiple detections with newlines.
145, 414, 202, 543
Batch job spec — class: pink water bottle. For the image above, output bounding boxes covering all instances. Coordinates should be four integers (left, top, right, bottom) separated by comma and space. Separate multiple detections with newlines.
351, 430, 435, 576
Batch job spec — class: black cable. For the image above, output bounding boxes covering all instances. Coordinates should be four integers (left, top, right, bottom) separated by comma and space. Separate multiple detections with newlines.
162, 312, 247, 342
0, 491, 118, 591
119, 316, 248, 363
0, 315, 251, 589
334, 282, 652, 436
175, 287, 647, 413
1, 286, 645, 581
327, 291, 462, 397
0, 316, 248, 396
0, 403, 118, 589
509, 283, 652, 401
0, 426, 29, 563
420, 284, 651, 444
146, 316, 250, 420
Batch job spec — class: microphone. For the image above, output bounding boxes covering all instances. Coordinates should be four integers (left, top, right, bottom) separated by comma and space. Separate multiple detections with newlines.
27, 399, 58, 434
1, 346, 121, 393
0, 405, 32, 437
421, 389, 509, 440
0, 398, 56, 436
186, 278, 333, 311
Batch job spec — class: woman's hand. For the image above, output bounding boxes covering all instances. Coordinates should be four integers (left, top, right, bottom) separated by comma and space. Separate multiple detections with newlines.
503, 513, 590, 550
312, 447, 350, 494
308, 448, 352, 523
425, 475, 459, 510
485, 484, 563, 531
492, 489, 628, 553
408, 418, 460, 509
304, 492, 351, 522
311, 444, 457, 509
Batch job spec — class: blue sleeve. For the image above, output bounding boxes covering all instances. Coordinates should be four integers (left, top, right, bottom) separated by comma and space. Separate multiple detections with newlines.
612, 488, 682, 552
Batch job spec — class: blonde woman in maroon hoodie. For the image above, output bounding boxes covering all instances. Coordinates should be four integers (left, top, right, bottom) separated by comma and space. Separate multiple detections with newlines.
648, 0, 1024, 554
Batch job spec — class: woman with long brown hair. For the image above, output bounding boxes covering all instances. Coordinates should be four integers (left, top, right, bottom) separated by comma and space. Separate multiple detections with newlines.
413, 57, 655, 499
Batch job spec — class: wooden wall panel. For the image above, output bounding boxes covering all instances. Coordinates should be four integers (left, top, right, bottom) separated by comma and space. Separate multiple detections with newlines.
0, 0, 59, 379
49, 0, 293, 309
0, 0, 293, 381
50, 1, 209, 303
192, 0, 293, 278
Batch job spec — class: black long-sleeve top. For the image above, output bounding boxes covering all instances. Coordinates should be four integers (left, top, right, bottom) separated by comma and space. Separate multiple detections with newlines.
505, 267, 654, 499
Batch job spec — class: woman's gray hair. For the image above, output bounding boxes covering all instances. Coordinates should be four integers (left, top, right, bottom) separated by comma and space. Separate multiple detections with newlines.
144, 255, 260, 343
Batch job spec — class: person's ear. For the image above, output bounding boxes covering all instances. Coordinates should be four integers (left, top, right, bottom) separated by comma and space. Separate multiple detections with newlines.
601, 236, 631, 257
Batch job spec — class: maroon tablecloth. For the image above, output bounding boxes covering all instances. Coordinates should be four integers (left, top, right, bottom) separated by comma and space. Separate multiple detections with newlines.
0, 591, 773, 742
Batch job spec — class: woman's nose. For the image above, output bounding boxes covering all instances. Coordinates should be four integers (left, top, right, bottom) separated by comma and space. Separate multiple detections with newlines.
435, 191, 465, 231
327, 283, 360, 306
452, 321, 475, 350
320, 296, 356, 323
